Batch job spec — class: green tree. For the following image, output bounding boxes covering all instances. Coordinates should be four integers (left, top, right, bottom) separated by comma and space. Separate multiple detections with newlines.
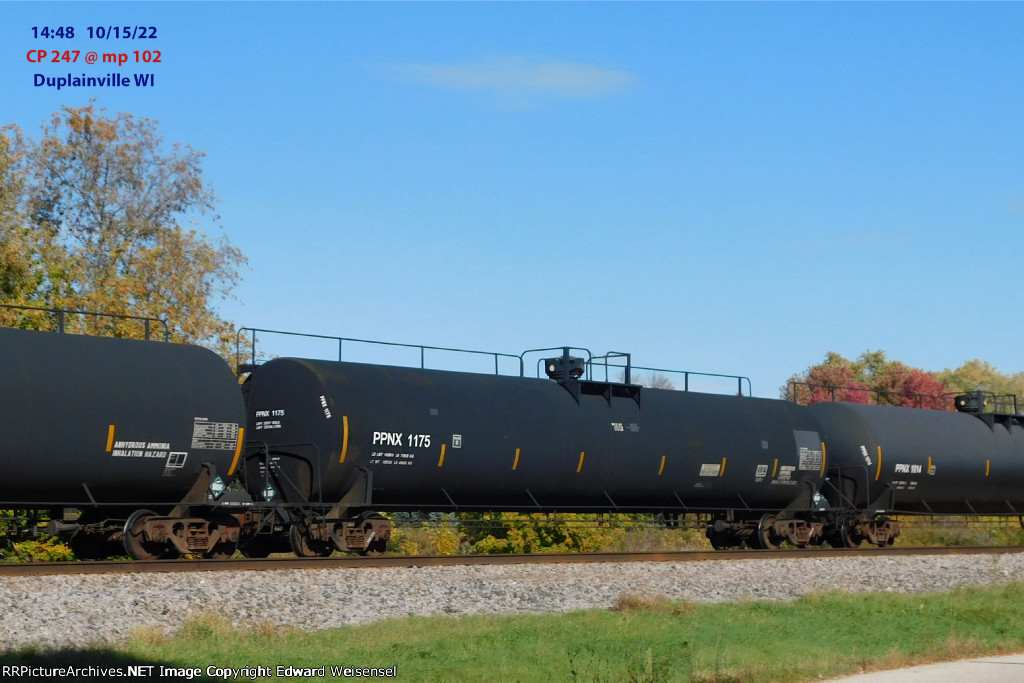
850, 349, 888, 385
2, 104, 245, 351
0, 125, 37, 307
938, 360, 1024, 406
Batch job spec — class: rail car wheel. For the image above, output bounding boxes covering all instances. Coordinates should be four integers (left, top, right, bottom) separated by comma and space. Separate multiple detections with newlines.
753, 514, 781, 550
123, 509, 171, 560
357, 513, 390, 557
289, 524, 334, 558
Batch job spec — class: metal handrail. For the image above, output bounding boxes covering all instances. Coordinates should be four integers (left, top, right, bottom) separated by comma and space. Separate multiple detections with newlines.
0, 304, 170, 341
592, 351, 632, 384
632, 364, 752, 397
589, 352, 752, 397
235, 328, 755, 397
235, 327, 523, 376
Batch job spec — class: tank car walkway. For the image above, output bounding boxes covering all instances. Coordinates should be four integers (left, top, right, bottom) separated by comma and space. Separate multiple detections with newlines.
832, 653, 1024, 681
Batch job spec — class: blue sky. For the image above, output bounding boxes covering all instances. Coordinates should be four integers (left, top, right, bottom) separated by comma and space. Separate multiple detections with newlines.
2, 2, 1023, 396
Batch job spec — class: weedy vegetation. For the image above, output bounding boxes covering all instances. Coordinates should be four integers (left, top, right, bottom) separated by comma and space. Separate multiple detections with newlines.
5, 582, 1024, 681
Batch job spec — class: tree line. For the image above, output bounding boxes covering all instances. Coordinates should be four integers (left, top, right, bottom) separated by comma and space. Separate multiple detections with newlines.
785, 350, 1024, 411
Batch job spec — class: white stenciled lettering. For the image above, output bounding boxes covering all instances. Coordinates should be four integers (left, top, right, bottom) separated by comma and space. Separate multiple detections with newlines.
372, 431, 404, 446
407, 433, 431, 448
370, 450, 417, 466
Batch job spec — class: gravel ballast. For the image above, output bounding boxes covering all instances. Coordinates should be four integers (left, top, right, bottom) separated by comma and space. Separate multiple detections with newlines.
2, 553, 1024, 650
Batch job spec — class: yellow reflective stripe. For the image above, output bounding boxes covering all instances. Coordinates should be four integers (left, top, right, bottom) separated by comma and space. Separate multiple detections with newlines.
576, 451, 585, 473
772, 458, 779, 477
658, 455, 666, 476
438, 444, 446, 467
928, 456, 932, 474
105, 425, 115, 452
512, 448, 520, 471
986, 459, 991, 477
720, 457, 727, 476
339, 415, 349, 463
820, 442, 827, 477
875, 446, 882, 481
228, 427, 244, 476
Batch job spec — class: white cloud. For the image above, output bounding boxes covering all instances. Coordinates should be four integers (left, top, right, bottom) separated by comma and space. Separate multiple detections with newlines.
384, 54, 636, 105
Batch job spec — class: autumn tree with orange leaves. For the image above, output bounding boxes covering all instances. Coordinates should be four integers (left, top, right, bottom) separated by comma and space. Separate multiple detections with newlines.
0, 104, 244, 354
784, 350, 953, 410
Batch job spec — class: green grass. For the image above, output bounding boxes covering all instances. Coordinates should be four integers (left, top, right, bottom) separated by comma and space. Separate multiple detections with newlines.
5, 583, 1024, 681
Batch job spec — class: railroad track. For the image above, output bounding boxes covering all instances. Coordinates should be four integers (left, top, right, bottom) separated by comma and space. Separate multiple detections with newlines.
3, 545, 1023, 577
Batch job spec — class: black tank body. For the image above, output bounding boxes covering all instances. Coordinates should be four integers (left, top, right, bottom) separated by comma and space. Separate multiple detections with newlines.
809, 401, 1024, 514
244, 358, 826, 513
0, 327, 246, 506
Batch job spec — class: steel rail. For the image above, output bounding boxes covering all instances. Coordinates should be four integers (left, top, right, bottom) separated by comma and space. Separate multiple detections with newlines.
2, 545, 1023, 578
